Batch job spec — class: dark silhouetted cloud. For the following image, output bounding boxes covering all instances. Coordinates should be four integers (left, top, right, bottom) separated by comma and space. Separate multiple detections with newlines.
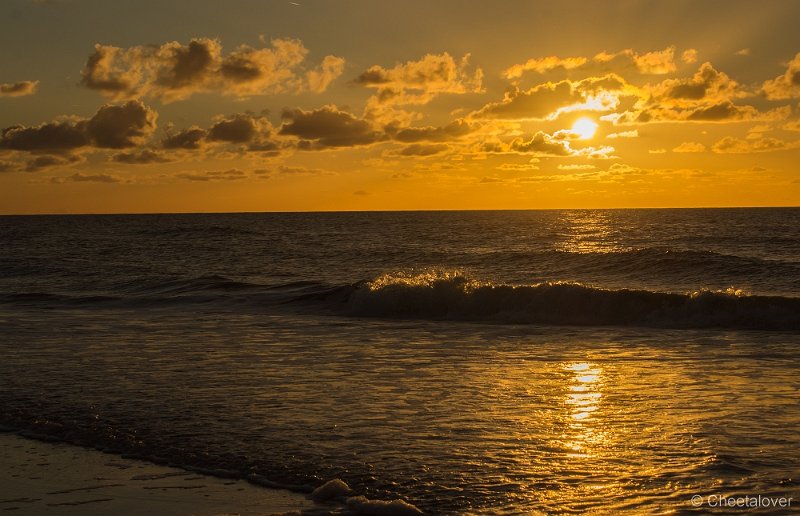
81, 38, 344, 102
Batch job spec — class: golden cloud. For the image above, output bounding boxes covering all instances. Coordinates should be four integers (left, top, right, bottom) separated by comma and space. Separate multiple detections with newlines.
672, 141, 706, 153
712, 136, 800, 153
762, 52, 800, 100
504, 46, 680, 80
0, 80, 39, 97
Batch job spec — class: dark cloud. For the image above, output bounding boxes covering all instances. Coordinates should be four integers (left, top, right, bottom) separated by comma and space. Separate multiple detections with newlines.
661, 63, 740, 102
81, 38, 344, 102
280, 106, 383, 148
85, 101, 158, 148
511, 132, 571, 156
162, 127, 207, 149
0, 80, 39, 97
388, 119, 474, 142
0, 100, 156, 154
112, 149, 171, 164
176, 168, 249, 181
156, 39, 217, 91
208, 114, 258, 143
0, 121, 89, 152
50, 172, 121, 184
158, 114, 278, 154
473, 75, 632, 120
393, 143, 449, 156
686, 102, 743, 121
25, 154, 81, 172
474, 81, 576, 119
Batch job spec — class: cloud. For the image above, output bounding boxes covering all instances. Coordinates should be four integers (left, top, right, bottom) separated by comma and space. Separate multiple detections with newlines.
0, 80, 39, 97
176, 168, 249, 181
783, 120, 800, 132
1, 121, 89, 152
279, 105, 383, 148
159, 113, 279, 154
275, 165, 333, 175
496, 162, 540, 171
0, 100, 157, 153
391, 143, 449, 156
711, 136, 800, 153
672, 141, 705, 153
208, 114, 261, 143
305, 55, 346, 93
81, 38, 344, 102
24, 154, 82, 172
628, 46, 678, 74
657, 62, 740, 102
474, 74, 636, 120
681, 49, 698, 64
50, 172, 121, 183
607, 130, 638, 138
761, 52, 800, 100
504, 46, 679, 79
162, 127, 206, 149
355, 52, 483, 106
484, 130, 616, 159
736, 48, 751, 57
621, 63, 790, 123
504, 56, 588, 79
86, 101, 158, 148
648, 148, 667, 154
112, 149, 171, 164
558, 164, 596, 170
386, 119, 474, 142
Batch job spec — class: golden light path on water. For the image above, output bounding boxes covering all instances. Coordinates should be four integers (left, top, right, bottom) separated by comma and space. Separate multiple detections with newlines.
564, 362, 604, 457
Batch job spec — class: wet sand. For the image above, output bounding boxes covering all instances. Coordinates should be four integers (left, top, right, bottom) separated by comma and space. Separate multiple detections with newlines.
0, 432, 314, 515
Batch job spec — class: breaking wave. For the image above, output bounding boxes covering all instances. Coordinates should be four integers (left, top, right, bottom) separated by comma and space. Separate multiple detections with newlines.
334, 272, 800, 330
2, 271, 799, 330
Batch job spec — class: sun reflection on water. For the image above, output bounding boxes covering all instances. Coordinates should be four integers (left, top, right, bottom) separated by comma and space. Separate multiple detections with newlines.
555, 211, 631, 254
563, 362, 604, 458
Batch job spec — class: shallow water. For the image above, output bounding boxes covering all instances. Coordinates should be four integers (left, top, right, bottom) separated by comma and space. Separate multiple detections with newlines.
1, 209, 799, 513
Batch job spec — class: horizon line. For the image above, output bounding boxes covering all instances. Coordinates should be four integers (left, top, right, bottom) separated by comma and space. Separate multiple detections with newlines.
2, 205, 799, 217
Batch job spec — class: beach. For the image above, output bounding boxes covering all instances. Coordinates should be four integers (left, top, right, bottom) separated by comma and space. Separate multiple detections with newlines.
0, 432, 314, 515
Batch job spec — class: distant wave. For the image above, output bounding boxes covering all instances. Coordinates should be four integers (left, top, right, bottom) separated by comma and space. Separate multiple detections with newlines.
329, 272, 800, 331
3, 271, 799, 330
481, 247, 800, 279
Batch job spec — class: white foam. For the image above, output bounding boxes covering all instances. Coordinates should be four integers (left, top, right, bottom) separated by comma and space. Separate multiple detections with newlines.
310, 478, 352, 502
346, 495, 423, 516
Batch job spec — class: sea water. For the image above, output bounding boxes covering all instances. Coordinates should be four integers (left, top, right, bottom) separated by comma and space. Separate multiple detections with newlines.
1, 209, 798, 513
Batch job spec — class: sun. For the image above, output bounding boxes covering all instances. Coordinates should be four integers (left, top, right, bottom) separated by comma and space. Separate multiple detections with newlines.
572, 117, 598, 140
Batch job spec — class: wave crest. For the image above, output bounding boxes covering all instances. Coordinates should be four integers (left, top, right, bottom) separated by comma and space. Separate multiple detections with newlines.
342, 272, 800, 330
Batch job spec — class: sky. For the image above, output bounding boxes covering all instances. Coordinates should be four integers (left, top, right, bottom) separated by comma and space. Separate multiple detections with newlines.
2, 0, 800, 213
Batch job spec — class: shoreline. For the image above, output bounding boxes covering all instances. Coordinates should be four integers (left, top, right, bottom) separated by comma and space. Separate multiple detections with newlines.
0, 432, 316, 515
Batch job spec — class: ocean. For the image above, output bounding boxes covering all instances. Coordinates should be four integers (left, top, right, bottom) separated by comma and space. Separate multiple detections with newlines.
1, 208, 798, 513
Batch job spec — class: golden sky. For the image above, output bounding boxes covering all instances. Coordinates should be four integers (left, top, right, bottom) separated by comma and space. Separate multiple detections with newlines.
2, 0, 800, 213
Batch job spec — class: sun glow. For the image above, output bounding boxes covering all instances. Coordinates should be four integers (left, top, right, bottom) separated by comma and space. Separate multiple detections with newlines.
572, 118, 598, 140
